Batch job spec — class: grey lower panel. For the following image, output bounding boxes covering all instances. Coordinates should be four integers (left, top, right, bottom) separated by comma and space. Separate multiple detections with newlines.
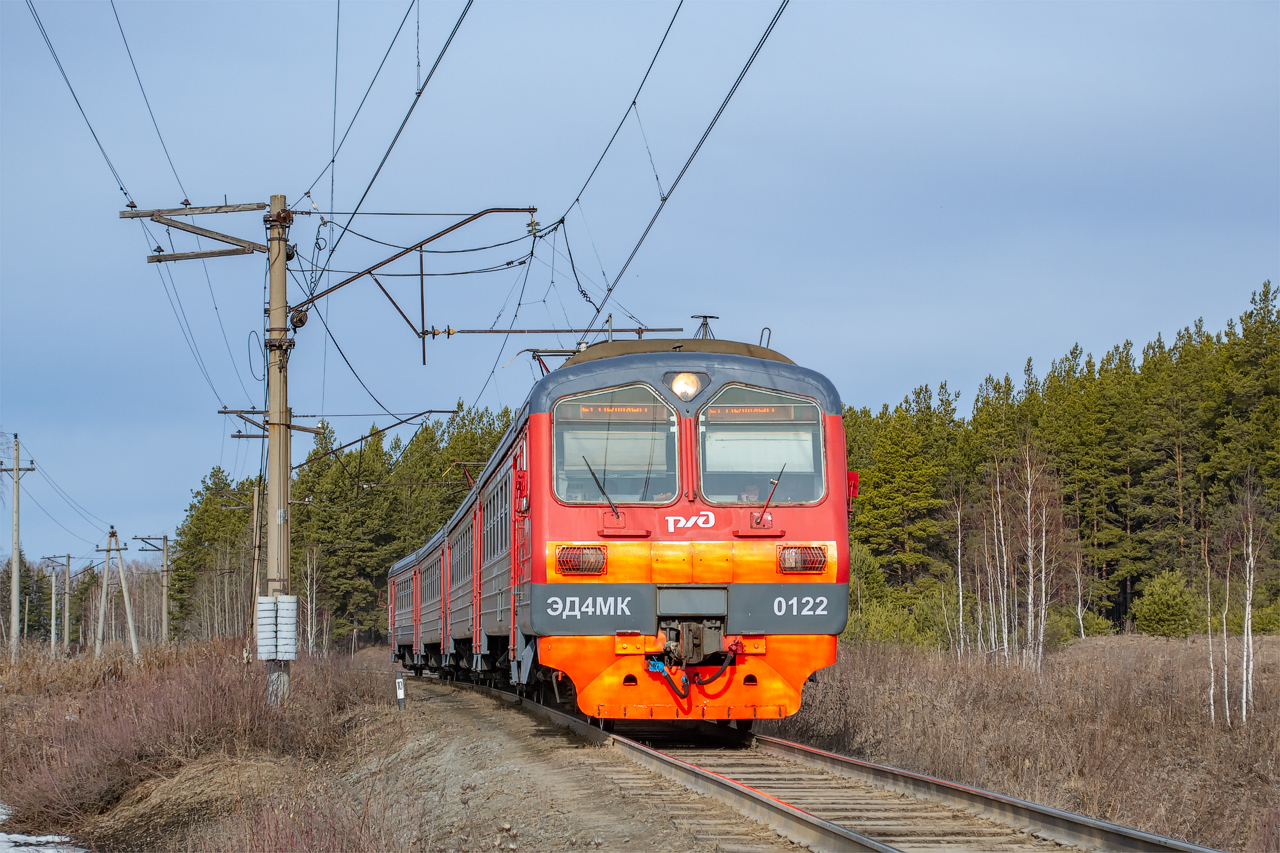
529, 583, 657, 636
658, 587, 727, 616
523, 582, 847, 637
728, 583, 849, 635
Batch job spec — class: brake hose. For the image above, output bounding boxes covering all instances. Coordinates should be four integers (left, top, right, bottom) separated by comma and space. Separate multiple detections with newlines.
661, 667, 691, 699
692, 653, 736, 686
648, 660, 691, 699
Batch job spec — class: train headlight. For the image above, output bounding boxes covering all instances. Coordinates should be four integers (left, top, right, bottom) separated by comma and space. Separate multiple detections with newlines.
669, 372, 703, 401
777, 546, 827, 573
556, 546, 607, 574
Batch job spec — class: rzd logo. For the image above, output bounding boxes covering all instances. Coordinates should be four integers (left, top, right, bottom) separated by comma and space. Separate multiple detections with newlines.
666, 511, 715, 533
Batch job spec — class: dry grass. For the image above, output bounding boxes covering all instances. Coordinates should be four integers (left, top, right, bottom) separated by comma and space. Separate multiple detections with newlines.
0, 640, 388, 845
764, 635, 1280, 852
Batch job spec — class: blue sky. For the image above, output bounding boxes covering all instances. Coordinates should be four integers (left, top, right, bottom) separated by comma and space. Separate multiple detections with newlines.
1, 1, 1276, 567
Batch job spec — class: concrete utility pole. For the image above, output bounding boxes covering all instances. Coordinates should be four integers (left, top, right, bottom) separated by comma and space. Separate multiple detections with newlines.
95, 528, 139, 660
134, 535, 172, 642
38, 554, 75, 654
161, 536, 169, 642
265, 194, 294, 702
50, 561, 56, 653
64, 554, 70, 653
3, 435, 36, 664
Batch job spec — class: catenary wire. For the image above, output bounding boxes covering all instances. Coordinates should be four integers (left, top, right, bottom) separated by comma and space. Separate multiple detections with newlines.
473, 240, 538, 405
313, 0, 474, 290
562, 1, 683, 217
580, 0, 789, 341
323, 220, 531, 254
297, 0, 417, 206
291, 253, 528, 277
288, 266, 396, 417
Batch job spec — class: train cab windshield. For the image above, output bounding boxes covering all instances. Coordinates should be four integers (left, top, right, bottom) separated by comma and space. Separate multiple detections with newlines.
699, 386, 825, 504
553, 385, 679, 504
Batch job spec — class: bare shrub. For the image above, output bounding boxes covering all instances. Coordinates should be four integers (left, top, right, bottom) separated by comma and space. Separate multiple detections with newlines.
187, 778, 400, 853
0, 641, 387, 840
764, 636, 1279, 852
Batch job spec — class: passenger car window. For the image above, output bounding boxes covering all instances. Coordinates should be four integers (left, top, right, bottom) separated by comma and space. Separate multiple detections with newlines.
698, 386, 825, 504
553, 385, 679, 504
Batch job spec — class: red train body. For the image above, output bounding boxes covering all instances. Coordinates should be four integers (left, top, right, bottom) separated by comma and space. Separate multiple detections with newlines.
389, 338, 850, 724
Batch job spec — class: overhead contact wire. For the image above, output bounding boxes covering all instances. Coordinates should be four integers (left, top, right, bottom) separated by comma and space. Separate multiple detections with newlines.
580, 0, 790, 342
314, 0, 475, 290
297, 0, 417, 205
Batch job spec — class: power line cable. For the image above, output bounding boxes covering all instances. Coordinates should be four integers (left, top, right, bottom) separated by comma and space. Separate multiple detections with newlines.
313, 0, 474, 290
111, 1, 255, 404
580, 0, 789, 341
33, 471, 108, 533
12, 440, 110, 530
18, 481, 98, 546
28, 0, 230, 405
109, 0, 184, 198
25, 0, 133, 205
138, 221, 227, 404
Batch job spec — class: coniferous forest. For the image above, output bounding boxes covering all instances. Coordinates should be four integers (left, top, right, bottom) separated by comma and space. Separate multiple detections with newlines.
161, 284, 1278, 660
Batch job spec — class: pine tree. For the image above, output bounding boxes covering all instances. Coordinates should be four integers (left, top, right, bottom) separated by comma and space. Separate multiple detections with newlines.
853, 406, 945, 583
1133, 570, 1195, 638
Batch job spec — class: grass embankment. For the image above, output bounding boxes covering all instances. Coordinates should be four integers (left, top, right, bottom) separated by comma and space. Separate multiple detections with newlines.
0, 642, 395, 850
765, 635, 1279, 852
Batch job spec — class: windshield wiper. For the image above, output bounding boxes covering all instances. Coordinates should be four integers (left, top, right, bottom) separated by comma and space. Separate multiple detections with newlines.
760, 463, 786, 514
582, 456, 620, 519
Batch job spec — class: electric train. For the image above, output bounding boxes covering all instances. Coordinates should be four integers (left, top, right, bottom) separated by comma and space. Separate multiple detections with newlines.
388, 337, 853, 725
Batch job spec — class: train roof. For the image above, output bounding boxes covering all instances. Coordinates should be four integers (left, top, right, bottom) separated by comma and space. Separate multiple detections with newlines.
560, 338, 794, 367
389, 339, 841, 578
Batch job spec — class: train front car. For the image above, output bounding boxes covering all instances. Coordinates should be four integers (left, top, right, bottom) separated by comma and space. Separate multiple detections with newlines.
524, 339, 849, 724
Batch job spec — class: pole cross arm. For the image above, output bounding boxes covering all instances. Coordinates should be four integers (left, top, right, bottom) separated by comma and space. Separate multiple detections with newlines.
150, 214, 268, 253
149, 246, 255, 264
132, 537, 165, 552
289, 207, 537, 315
120, 202, 267, 218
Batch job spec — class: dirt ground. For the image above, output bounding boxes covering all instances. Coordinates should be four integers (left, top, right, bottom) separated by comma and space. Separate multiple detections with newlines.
338, 678, 801, 853
88, 674, 800, 853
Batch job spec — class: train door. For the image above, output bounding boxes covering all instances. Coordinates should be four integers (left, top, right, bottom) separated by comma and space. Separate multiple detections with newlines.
510, 432, 534, 683
412, 566, 421, 663
387, 579, 395, 649
472, 503, 483, 669
441, 541, 451, 660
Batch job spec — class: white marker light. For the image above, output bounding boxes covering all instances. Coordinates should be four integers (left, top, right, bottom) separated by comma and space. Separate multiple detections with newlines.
670, 372, 703, 401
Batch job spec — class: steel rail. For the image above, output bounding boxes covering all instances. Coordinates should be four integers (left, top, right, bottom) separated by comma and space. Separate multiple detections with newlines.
429, 676, 1224, 853
438, 677, 888, 852
751, 735, 1222, 853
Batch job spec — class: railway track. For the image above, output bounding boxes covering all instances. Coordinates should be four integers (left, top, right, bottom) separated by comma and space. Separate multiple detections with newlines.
437, 677, 1221, 853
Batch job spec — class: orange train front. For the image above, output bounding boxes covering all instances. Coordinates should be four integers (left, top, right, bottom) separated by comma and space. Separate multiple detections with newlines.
389, 338, 852, 727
